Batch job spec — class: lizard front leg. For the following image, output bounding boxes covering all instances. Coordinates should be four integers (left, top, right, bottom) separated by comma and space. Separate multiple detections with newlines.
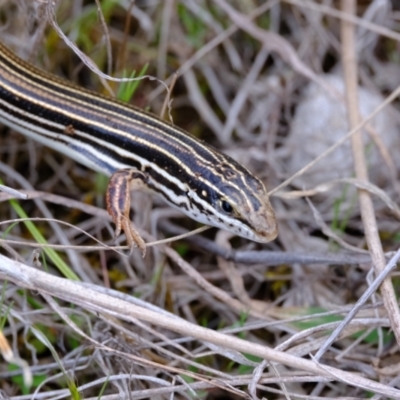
106, 169, 148, 256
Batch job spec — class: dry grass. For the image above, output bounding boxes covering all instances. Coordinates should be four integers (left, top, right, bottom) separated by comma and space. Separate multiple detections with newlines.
1, 0, 400, 398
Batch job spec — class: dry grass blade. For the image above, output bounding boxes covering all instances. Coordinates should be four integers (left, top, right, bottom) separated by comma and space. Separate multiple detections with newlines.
315, 247, 400, 360
270, 79, 400, 195
0, 184, 28, 199
275, 178, 400, 218
283, 0, 400, 43
213, 0, 340, 97
1, 254, 400, 398
338, 0, 400, 352
2, 1, 400, 398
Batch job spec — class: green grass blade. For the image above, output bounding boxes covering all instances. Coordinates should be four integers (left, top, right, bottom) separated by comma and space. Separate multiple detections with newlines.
7, 199, 79, 281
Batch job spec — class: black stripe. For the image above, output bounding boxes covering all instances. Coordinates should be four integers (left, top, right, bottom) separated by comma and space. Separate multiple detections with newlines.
0, 47, 223, 166
0, 85, 195, 208
0, 78, 226, 191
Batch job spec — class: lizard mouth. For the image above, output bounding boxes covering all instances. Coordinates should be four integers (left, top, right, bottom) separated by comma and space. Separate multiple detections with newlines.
254, 224, 279, 242
249, 197, 278, 243
252, 217, 278, 242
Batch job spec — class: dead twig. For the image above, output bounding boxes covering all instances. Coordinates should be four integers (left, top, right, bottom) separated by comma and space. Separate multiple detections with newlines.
1, 254, 400, 398
334, 0, 400, 352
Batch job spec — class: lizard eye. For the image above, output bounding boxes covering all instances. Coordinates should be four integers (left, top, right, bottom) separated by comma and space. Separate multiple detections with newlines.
221, 200, 233, 214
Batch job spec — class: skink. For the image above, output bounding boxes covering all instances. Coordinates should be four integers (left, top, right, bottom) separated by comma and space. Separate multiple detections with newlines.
0, 42, 278, 254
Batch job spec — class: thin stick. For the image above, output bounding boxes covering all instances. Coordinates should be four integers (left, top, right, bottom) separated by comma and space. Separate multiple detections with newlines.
316, 0, 400, 358
1, 254, 400, 398
315, 248, 400, 360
